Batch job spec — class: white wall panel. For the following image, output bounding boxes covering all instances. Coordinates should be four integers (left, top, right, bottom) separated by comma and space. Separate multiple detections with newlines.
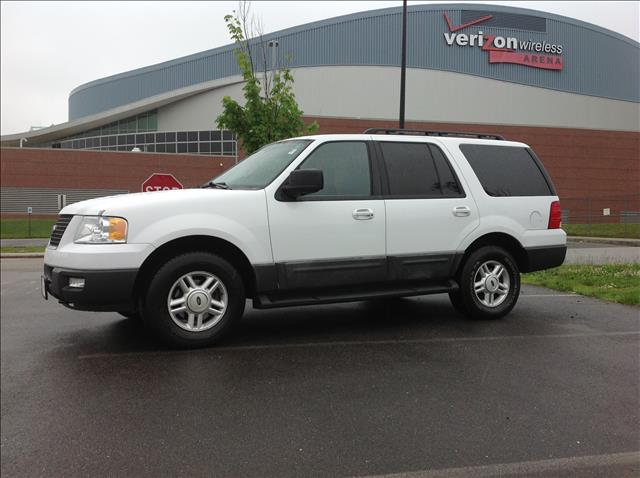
157, 66, 639, 132
157, 83, 245, 131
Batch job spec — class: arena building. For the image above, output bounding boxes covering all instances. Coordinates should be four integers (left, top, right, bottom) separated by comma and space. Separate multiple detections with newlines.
1, 3, 638, 216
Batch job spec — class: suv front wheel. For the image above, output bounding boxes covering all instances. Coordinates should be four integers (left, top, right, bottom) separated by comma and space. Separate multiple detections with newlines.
141, 252, 246, 348
450, 246, 520, 320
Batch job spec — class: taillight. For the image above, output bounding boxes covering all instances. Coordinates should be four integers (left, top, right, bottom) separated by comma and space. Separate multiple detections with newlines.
548, 200, 561, 229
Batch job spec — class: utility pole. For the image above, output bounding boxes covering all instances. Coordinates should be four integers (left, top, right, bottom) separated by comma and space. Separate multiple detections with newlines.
399, 0, 407, 129
268, 40, 279, 94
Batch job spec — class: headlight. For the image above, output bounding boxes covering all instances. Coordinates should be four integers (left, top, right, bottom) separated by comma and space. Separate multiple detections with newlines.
74, 216, 128, 244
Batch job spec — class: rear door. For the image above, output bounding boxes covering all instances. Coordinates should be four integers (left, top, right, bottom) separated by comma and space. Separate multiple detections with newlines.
377, 139, 479, 281
266, 140, 387, 290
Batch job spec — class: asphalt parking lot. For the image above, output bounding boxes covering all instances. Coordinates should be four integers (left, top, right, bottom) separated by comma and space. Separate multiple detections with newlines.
1, 258, 639, 477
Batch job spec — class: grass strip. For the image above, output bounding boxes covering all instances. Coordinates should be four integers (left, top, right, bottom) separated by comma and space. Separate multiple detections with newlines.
0, 246, 46, 254
1, 219, 56, 239
562, 223, 639, 239
523, 264, 640, 306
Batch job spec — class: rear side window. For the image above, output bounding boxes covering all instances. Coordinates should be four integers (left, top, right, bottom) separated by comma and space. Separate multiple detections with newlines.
379, 142, 463, 197
460, 145, 553, 197
429, 145, 462, 196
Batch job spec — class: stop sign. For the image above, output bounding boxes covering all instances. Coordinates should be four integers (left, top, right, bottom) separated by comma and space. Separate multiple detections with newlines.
142, 173, 184, 192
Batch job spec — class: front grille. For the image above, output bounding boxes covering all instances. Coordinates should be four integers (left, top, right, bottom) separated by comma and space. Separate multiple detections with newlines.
49, 215, 73, 247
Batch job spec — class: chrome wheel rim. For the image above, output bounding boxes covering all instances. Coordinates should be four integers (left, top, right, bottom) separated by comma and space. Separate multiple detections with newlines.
167, 271, 228, 332
474, 260, 510, 308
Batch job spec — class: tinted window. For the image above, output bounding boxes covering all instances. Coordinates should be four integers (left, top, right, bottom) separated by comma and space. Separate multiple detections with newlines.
299, 142, 371, 197
429, 144, 463, 196
380, 142, 441, 196
460, 145, 552, 196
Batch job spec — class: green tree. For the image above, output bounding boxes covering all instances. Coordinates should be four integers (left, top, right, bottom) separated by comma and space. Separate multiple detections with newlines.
216, 2, 318, 154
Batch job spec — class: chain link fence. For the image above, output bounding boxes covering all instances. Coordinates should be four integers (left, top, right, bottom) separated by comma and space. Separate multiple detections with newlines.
560, 194, 640, 238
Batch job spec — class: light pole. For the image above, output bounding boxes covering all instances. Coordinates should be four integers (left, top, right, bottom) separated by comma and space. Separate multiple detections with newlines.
399, 0, 407, 129
268, 40, 279, 87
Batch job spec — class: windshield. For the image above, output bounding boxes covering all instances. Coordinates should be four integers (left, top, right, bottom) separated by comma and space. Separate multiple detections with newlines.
211, 139, 313, 189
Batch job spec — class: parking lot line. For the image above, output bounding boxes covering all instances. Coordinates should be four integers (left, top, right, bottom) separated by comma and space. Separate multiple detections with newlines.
362, 451, 640, 478
77, 330, 640, 360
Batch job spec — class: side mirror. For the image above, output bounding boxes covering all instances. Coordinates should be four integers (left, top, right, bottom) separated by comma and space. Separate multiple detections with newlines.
280, 169, 324, 199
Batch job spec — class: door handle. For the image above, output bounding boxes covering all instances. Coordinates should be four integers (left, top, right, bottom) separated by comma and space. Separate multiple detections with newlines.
453, 205, 471, 217
353, 208, 374, 220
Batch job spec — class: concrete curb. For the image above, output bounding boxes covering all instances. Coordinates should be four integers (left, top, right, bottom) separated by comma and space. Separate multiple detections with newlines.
568, 236, 640, 247
1, 253, 45, 259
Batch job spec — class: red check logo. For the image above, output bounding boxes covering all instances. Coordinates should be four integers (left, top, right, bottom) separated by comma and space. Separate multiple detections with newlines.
443, 12, 493, 32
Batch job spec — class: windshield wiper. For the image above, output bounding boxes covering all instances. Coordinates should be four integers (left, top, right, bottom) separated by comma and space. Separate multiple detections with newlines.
202, 181, 231, 190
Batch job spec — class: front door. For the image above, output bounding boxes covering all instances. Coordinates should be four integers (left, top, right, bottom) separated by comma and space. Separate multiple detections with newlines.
267, 141, 386, 290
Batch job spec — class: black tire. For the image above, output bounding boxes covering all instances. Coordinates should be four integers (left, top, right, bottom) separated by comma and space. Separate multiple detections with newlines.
117, 311, 141, 321
140, 251, 245, 348
448, 291, 466, 314
452, 246, 520, 320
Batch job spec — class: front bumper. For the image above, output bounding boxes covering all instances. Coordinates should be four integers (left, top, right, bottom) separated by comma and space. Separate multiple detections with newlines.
43, 265, 138, 312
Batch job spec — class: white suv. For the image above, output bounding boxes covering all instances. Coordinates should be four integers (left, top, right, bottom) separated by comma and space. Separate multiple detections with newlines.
42, 129, 566, 347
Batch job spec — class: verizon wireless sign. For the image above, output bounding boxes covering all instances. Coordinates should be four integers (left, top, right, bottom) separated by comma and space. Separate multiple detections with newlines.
443, 12, 565, 71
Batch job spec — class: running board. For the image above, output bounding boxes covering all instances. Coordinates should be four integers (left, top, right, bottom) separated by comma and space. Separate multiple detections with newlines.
253, 280, 458, 309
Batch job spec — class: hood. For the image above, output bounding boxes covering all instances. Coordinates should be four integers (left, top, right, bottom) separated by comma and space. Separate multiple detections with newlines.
61, 188, 236, 216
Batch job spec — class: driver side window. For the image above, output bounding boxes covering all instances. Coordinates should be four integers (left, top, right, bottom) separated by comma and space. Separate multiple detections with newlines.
298, 142, 371, 198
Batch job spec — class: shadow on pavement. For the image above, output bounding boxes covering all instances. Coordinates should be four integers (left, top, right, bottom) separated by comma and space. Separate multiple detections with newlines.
67, 296, 473, 356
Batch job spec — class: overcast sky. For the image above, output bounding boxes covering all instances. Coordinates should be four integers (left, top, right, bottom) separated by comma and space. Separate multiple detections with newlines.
1, 1, 638, 135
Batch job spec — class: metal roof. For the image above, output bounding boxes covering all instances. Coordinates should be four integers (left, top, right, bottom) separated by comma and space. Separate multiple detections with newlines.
64, 3, 639, 119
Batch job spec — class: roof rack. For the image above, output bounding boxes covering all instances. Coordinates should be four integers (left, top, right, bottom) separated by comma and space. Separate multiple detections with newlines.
363, 128, 505, 140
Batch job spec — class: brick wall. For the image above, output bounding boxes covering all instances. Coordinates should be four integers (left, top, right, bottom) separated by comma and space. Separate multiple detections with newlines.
0, 148, 237, 218
1, 148, 235, 192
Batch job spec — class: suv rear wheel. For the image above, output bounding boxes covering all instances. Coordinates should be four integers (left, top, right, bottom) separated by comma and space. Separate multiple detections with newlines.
141, 252, 245, 348
450, 246, 520, 319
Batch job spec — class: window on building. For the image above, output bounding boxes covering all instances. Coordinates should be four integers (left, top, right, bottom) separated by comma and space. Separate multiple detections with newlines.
50, 108, 235, 156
